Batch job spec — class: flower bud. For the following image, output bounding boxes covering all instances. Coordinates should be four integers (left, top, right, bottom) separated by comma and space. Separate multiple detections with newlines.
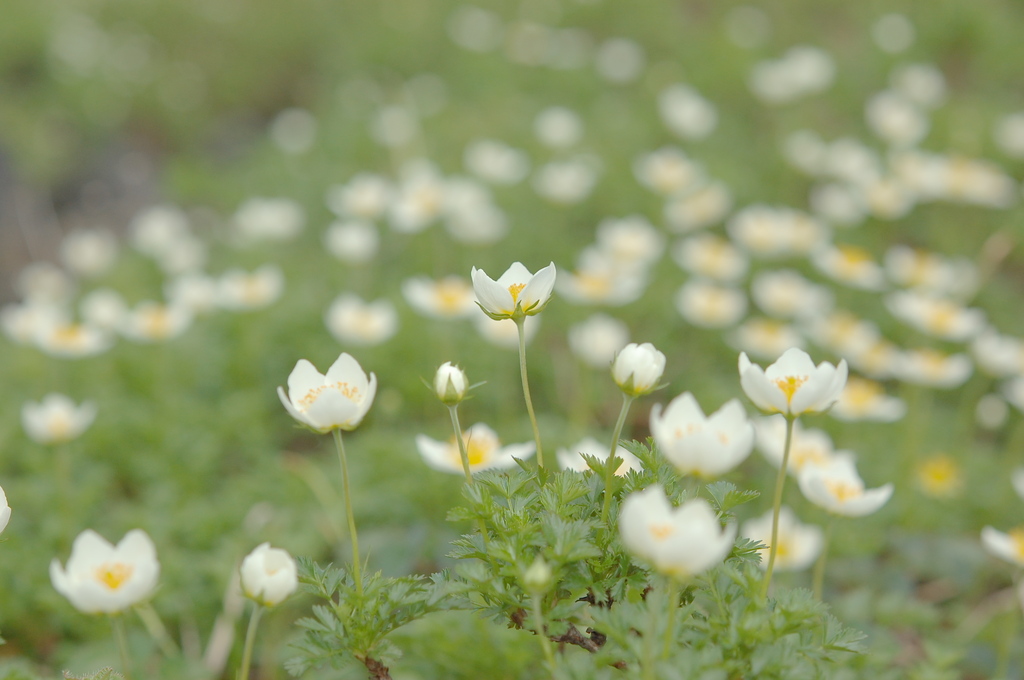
522, 556, 552, 593
612, 343, 666, 397
434, 362, 469, 405
240, 543, 298, 607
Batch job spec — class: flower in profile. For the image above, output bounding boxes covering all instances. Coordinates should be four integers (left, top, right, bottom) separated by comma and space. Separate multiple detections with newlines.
650, 393, 754, 478
797, 457, 893, 517
51, 529, 160, 614
240, 543, 298, 607
0, 485, 10, 535
416, 423, 534, 475
434, 362, 469, 406
618, 485, 736, 577
612, 343, 666, 397
556, 437, 642, 475
22, 394, 98, 445
981, 526, 1024, 568
738, 347, 848, 416
471, 262, 556, 320
278, 353, 377, 433
741, 506, 822, 571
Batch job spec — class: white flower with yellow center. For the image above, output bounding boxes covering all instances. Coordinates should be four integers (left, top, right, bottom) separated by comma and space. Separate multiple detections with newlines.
557, 437, 642, 475
650, 392, 754, 478
729, 318, 805, 359
324, 220, 380, 264
34, 319, 113, 358
671, 234, 748, 282
981, 526, 1024, 568
325, 294, 398, 346
595, 216, 665, 270
798, 457, 893, 517
557, 253, 647, 307
883, 245, 979, 297
728, 205, 829, 259
51, 529, 160, 614
895, 348, 972, 389
416, 423, 534, 475
755, 415, 850, 476
232, 197, 305, 244
804, 310, 880, 360
886, 290, 985, 342
22, 394, 97, 445
751, 269, 833, 320
278, 353, 376, 433
325, 173, 393, 220
217, 265, 284, 311
471, 262, 556, 321
240, 543, 298, 607
120, 302, 193, 343
633, 147, 703, 196
739, 347, 848, 416
914, 455, 963, 499
664, 182, 732, 233
618, 485, 736, 578
972, 330, 1024, 378
830, 377, 906, 422
402, 275, 477, 320
741, 506, 822, 571
676, 280, 748, 329
812, 244, 887, 291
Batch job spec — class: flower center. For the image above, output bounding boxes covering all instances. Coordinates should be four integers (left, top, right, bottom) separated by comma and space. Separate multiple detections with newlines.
773, 375, 808, 403
915, 455, 962, 498
298, 382, 360, 411
649, 523, 674, 541
141, 307, 172, 338
507, 282, 526, 303
824, 479, 863, 503
95, 562, 134, 590
53, 324, 85, 347
844, 378, 882, 409
1010, 528, 1024, 561
436, 279, 469, 313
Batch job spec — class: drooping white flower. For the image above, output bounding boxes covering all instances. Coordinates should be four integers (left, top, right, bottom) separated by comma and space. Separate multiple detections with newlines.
612, 343, 666, 397
416, 423, 534, 474
738, 347, 848, 416
797, 457, 893, 517
278, 353, 376, 433
51, 529, 160, 614
741, 506, 822, 571
240, 543, 298, 607
618, 485, 736, 578
557, 437, 642, 475
471, 262, 556, 321
650, 393, 754, 478
22, 394, 98, 445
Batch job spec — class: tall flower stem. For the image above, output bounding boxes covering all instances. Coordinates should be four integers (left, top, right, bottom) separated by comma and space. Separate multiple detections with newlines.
135, 602, 179, 657
761, 414, 796, 601
333, 429, 363, 597
661, 576, 682, 659
236, 603, 264, 680
601, 393, 635, 526
110, 614, 133, 680
447, 405, 474, 485
812, 517, 835, 600
530, 593, 557, 675
515, 318, 544, 468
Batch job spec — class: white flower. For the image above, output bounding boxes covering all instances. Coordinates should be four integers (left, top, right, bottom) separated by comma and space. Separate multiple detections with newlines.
755, 415, 848, 476
658, 84, 717, 140
741, 507, 822, 571
727, 205, 829, 259
634, 147, 703, 196
217, 265, 284, 311
981, 526, 1024, 568
471, 262, 556, 320
325, 173, 393, 220
416, 423, 534, 474
797, 457, 893, 517
402, 275, 477, 319
811, 245, 887, 292
556, 253, 647, 307
240, 543, 298, 607
534, 107, 583, 148
232, 198, 305, 244
22, 394, 98, 444
830, 377, 906, 422
567, 314, 630, 369
663, 182, 732, 233
651, 393, 754, 478
51, 529, 160, 614
557, 437, 641, 475
473, 309, 540, 350
671, 234, 748, 282
325, 294, 398, 346
278, 353, 376, 433
434, 362, 468, 405
80, 288, 129, 331
59, 229, 119, 278
464, 139, 529, 185
612, 343, 666, 397
618, 485, 736, 577
532, 158, 598, 204
750, 269, 833, 320
739, 347, 848, 416
165, 274, 219, 316
35, 319, 113, 358
594, 216, 664, 270
0, 485, 10, 535
676, 280, 748, 329
886, 291, 986, 342
729, 318, 804, 359
895, 348, 972, 389
120, 302, 193, 343
324, 220, 380, 264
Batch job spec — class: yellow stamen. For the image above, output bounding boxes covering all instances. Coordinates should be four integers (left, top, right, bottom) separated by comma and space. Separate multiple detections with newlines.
1010, 528, 1024, 561
507, 282, 526, 303
824, 479, 863, 503
95, 562, 134, 590
649, 523, 674, 541
915, 455, 963, 499
297, 382, 360, 410
773, 375, 808, 403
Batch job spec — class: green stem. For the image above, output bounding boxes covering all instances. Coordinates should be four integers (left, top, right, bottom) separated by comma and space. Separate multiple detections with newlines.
662, 576, 682, 659
530, 593, 557, 675
332, 429, 363, 597
812, 518, 835, 600
448, 405, 474, 485
761, 414, 796, 601
643, 587, 657, 680
993, 603, 1018, 680
515, 318, 544, 469
601, 393, 635, 526
134, 602, 179, 657
110, 614, 133, 680
236, 604, 264, 680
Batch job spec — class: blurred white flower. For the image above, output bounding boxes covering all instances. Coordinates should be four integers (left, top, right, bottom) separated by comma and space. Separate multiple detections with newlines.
729, 318, 805, 359
811, 244, 887, 291
217, 265, 284, 311
447, 5, 504, 53
22, 394, 97, 445
890, 63, 946, 109
325, 294, 398, 346
556, 252, 648, 306
533, 158, 599, 204
1, 302, 64, 345
651, 392, 754, 478
269, 108, 317, 154
417, 422, 534, 474
727, 205, 828, 259
240, 543, 298, 607
17, 262, 75, 305
830, 377, 906, 422
809, 183, 867, 227
594, 216, 664, 270
756, 415, 849, 476
741, 507, 822, 571
371, 105, 419, 148
981, 526, 1024, 568
534, 107, 583, 148
739, 347, 848, 416
165, 273, 219, 316
120, 302, 192, 343
783, 130, 828, 175
464, 139, 529, 185
278, 352, 376, 433
872, 13, 915, 53
618, 485, 735, 577
751, 269, 833, 320
595, 38, 645, 83
35, 318, 113, 358
749, 46, 835, 103
994, 112, 1024, 159
232, 198, 305, 244
977, 393, 1010, 430
865, 90, 929, 148
634, 147, 704, 196
567, 314, 630, 369
664, 182, 732, 232
129, 205, 191, 257
675, 280, 747, 329
659, 84, 717, 139
557, 436, 641, 475
885, 291, 986, 342
388, 165, 446, 233
325, 174, 393, 220
972, 330, 1024, 378
80, 288, 129, 331
324, 220, 380, 264
672, 234, 748, 282
612, 343, 666, 397
798, 456, 893, 517
895, 348, 972, 388
59, 228, 119, 278
403, 275, 477, 319
51, 529, 160, 614
883, 245, 979, 298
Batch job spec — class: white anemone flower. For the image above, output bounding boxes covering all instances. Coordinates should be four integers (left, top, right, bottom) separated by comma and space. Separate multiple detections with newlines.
675, 280, 748, 329
22, 394, 98, 445
650, 393, 754, 478
402, 275, 477, 319
729, 318, 805, 359
885, 291, 986, 342
278, 353, 377, 433
830, 377, 907, 422
120, 302, 193, 343
895, 348, 972, 389
612, 343, 666, 397
618, 485, 736, 578
739, 347, 848, 416
797, 457, 893, 517
0, 485, 9, 535
217, 265, 284, 311
471, 262, 556, 320
741, 506, 822, 571
416, 423, 534, 474
324, 294, 398, 346
981, 526, 1024, 568
557, 437, 641, 475
240, 543, 298, 607
567, 314, 630, 369
51, 529, 160, 614
755, 415, 849, 476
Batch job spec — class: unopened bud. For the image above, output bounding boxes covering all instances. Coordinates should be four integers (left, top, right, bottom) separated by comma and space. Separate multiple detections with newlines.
522, 556, 552, 593
434, 362, 469, 406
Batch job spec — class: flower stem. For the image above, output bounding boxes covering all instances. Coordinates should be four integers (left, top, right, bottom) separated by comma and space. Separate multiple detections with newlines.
812, 517, 835, 600
530, 593, 557, 675
236, 603, 264, 680
333, 429, 363, 597
110, 614, 133, 680
761, 414, 796, 601
134, 602, 179, 657
448, 405, 474, 485
601, 393, 635, 526
662, 576, 682, 659
515, 318, 544, 469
